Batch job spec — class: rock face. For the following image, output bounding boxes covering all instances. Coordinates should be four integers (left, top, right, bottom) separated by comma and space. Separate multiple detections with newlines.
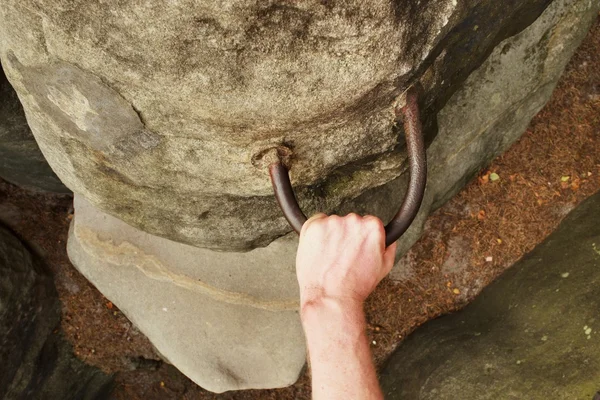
386, 0, 600, 265
0, 225, 113, 400
380, 191, 600, 400
1, 0, 598, 393
0, 0, 556, 250
67, 196, 305, 393
0, 67, 69, 193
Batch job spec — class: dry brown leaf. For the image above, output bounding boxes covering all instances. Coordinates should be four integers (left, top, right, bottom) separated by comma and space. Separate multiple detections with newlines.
477, 210, 486, 221
571, 178, 581, 191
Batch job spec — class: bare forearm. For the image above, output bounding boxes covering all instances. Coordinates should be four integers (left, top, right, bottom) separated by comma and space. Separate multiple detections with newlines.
295, 214, 395, 398
301, 297, 383, 400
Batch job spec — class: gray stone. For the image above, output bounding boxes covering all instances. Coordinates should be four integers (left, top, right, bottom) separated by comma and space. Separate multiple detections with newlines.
0, 66, 69, 193
0, 0, 557, 250
67, 195, 305, 393
380, 190, 600, 399
0, 225, 113, 400
380, 0, 600, 272
61, 0, 600, 392
1, 0, 596, 393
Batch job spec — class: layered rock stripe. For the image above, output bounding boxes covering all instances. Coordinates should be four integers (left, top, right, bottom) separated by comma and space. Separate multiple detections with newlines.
68, 196, 305, 393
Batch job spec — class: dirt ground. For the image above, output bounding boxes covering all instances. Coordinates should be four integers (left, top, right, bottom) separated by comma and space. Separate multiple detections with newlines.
0, 16, 598, 400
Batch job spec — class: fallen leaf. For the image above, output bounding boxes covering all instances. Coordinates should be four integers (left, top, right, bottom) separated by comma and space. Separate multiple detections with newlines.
490, 172, 500, 182
479, 172, 490, 184
571, 178, 580, 191
477, 210, 486, 221
106, 302, 113, 310
453, 288, 460, 295
561, 176, 570, 182
496, 238, 502, 244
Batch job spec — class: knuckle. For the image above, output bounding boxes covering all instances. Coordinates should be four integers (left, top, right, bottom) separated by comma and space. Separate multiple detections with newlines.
302, 215, 326, 235
364, 216, 385, 239
302, 219, 315, 232
328, 216, 345, 230
328, 215, 342, 224
364, 216, 383, 230
345, 213, 361, 223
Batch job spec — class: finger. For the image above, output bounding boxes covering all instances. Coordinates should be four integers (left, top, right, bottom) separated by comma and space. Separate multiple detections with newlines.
363, 215, 386, 251
307, 212, 327, 222
381, 241, 397, 277
300, 212, 327, 238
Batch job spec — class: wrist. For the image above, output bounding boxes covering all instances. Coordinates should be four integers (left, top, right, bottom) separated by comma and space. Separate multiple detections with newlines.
300, 295, 365, 330
300, 287, 364, 314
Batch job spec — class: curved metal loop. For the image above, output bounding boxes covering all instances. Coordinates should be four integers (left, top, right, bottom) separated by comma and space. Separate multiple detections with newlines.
268, 87, 427, 248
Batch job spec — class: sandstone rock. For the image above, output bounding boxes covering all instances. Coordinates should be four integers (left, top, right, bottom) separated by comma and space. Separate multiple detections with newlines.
0, 225, 112, 399
1, 0, 595, 393
385, 0, 600, 271
380, 190, 600, 400
0, 0, 555, 250
60, 0, 600, 393
0, 66, 69, 193
67, 196, 305, 393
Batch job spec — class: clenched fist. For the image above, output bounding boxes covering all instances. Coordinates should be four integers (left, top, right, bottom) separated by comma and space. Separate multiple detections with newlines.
296, 213, 397, 311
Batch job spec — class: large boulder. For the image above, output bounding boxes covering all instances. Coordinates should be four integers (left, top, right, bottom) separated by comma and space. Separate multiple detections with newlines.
380, 191, 600, 398
67, 195, 304, 393
0, 66, 69, 193
68, 0, 599, 392
0, 225, 112, 400
342, 0, 600, 262
1, 0, 598, 393
0, 0, 561, 251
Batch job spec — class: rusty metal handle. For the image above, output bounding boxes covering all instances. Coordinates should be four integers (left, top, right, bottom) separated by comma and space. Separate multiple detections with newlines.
269, 88, 427, 247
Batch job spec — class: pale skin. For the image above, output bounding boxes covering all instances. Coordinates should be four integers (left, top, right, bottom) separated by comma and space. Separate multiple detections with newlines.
296, 213, 397, 400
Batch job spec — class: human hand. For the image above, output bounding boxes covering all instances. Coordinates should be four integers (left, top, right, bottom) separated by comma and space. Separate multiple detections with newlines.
295, 213, 397, 311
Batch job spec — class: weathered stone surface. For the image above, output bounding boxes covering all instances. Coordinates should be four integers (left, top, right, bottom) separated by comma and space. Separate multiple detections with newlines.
1, 0, 595, 393
59, 0, 600, 393
375, 0, 599, 272
0, 66, 69, 193
0, 0, 557, 250
380, 191, 600, 400
67, 195, 305, 393
0, 225, 112, 400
